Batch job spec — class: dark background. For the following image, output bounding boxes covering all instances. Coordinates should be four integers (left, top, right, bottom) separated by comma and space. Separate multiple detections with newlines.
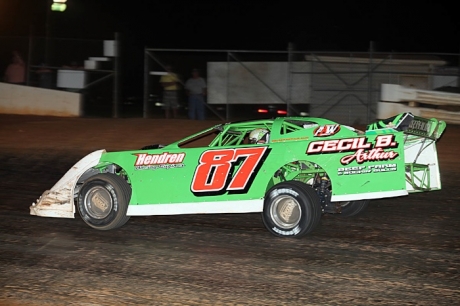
1, 0, 459, 52
1, 0, 459, 113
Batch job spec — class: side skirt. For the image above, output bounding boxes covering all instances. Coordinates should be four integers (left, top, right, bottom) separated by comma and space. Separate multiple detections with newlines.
331, 190, 408, 202
127, 199, 264, 216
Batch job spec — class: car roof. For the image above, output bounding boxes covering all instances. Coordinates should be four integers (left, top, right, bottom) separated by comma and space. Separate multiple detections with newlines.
167, 116, 343, 147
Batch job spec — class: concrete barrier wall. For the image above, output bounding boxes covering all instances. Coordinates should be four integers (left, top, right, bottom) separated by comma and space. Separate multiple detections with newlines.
378, 84, 460, 124
0, 82, 82, 117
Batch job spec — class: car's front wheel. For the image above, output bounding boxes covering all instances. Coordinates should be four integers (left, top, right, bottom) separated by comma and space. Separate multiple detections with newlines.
77, 173, 131, 230
262, 181, 322, 238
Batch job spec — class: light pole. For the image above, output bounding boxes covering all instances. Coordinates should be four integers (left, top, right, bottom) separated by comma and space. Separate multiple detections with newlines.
45, 0, 67, 64
45, 0, 51, 64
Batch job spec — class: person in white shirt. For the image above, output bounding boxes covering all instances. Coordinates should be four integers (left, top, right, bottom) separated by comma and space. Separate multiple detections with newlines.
184, 68, 207, 120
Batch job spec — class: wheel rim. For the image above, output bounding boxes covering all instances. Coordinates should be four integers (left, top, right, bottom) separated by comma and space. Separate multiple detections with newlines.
83, 186, 113, 219
270, 195, 301, 229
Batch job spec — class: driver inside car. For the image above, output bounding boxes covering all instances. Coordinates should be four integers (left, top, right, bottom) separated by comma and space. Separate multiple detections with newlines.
249, 128, 270, 144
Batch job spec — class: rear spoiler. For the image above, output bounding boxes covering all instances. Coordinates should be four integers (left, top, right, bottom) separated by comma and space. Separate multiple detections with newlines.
367, 112, 446, 140
367, 113, 446, 192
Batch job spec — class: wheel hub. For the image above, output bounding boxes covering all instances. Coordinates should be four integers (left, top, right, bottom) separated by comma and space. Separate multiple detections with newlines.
84, 186, 113, 219
270, 195, 301, 229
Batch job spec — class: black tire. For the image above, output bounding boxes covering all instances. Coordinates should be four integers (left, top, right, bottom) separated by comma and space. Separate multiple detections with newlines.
262, 181, 322, 238
338, 200, 369, 217
77, 173, 131, 230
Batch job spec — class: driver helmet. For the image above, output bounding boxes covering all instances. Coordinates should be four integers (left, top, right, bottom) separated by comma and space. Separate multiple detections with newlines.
249, 128, 270, 144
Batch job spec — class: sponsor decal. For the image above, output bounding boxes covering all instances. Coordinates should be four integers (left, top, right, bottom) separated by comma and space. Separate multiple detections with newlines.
269, 188, 299, 198
135, 164, 185, 170
91, 192, 109, 211
271, 136, 309, 143
272, 225, 301, 236
338, 164, 397, 176
314, 124, 340, 137
134, 152, 185, 170
307, 135, 399, 165
407, 118, 431, 136
307, 137, 372, 153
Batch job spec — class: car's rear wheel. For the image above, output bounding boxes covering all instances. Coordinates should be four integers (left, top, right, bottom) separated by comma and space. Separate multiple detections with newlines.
262, 181, 322, 238
77, 173, 131, 230
338, 200, 369, 217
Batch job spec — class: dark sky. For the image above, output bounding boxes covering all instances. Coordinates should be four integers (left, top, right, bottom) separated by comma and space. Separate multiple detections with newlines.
1, 0, 459, 53
0, 0, 459, 96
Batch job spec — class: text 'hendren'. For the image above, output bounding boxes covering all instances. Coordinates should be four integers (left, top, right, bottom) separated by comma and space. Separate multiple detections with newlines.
134, 152, 186, 166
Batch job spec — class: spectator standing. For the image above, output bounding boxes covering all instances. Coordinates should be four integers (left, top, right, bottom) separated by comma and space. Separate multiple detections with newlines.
159, 65, 180, 119
4, 51, 26, 85
185, 68, 207, 120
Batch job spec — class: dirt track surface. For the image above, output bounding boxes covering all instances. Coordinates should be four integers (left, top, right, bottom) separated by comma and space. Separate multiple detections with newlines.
0, 115, 459, 306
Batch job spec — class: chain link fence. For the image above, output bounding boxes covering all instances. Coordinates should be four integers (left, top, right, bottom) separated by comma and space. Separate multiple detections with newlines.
2, 36, 459, 123
144, 47, 460, 124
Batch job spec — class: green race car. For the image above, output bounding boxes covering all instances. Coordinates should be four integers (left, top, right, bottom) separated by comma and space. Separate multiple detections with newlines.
30, 112, 446, 238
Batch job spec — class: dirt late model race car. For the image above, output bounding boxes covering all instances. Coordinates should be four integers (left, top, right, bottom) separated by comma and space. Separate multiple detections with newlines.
30, 112, 446, 238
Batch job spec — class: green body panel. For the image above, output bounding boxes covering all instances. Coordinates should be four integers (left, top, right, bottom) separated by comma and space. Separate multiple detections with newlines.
270, 128, 407, 197
95, 113, 443, 206
325, 132, 406, 196
100, 146, 274, 205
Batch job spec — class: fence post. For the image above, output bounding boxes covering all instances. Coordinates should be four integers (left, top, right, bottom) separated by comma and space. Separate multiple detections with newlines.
45, 0, 51, 66
458, 46, 460, 88
113, 32, 121, 118
143, 48, 149, 118
287, 42, 294, 116
27, 26, 34, 86
367, 41, 374, 123
226, 52, 230, 121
